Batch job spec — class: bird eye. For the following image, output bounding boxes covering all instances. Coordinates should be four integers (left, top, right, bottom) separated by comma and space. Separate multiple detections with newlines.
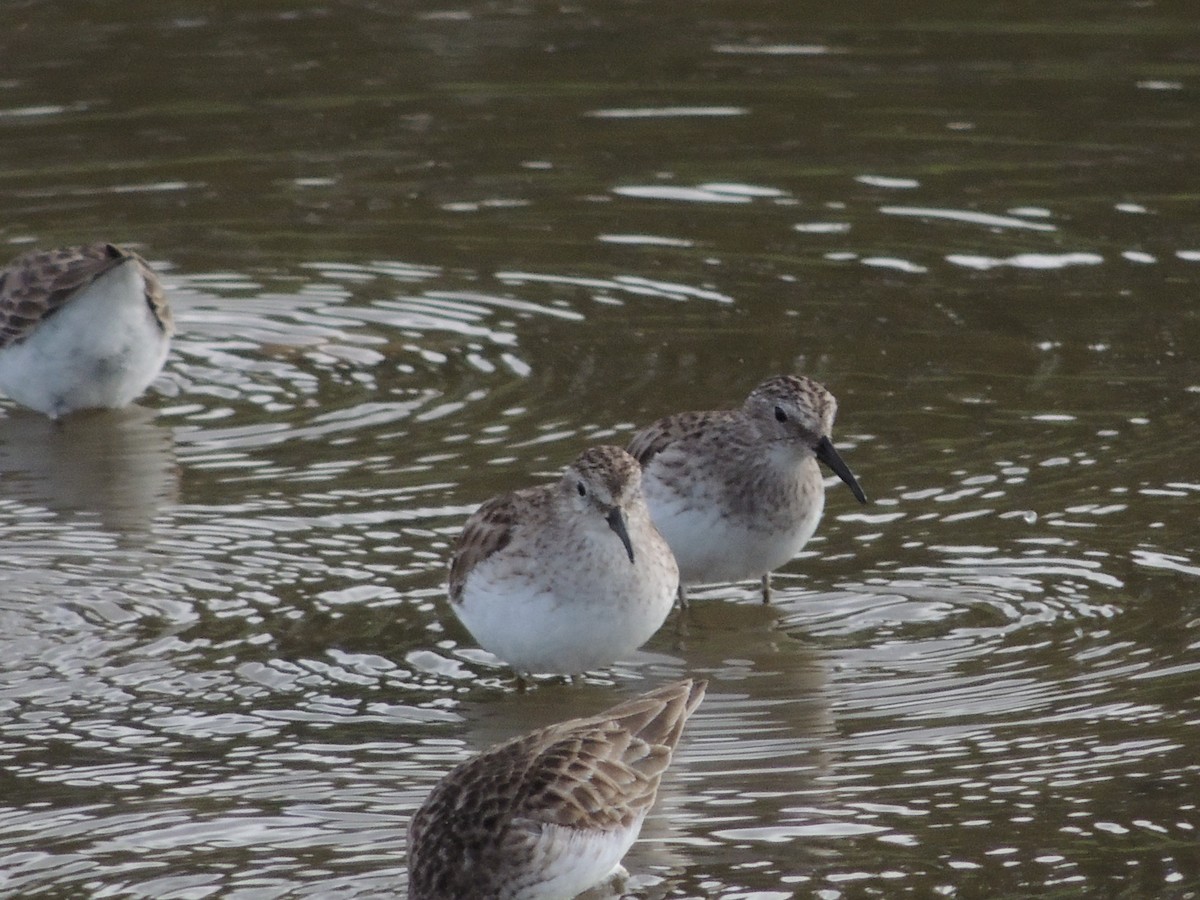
577, 482, 587, 497
774, 406, 788, 423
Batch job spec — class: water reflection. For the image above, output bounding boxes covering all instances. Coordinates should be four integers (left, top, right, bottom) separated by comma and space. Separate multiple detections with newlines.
2, 0, 1200, 896
0, 406, 178, 534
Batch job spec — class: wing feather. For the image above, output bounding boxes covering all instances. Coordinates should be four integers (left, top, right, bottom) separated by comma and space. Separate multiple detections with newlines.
628, 410, 727, 466
0, 243, 172, 348
447, 492, 521, 603
407, 680, 705, 899
513, 679, 707, 832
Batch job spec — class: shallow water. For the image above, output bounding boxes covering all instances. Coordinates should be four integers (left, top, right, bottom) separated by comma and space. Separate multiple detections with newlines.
2, 2, 1200, 897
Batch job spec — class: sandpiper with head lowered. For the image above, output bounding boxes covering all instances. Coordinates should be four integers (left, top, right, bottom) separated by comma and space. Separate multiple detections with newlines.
0, 242, 173, 418
628, 374, 867, 606
448, 445, 679, 677
407, 678, 706, 900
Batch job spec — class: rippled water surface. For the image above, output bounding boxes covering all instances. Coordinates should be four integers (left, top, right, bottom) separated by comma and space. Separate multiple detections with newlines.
3, 2, 1200, 897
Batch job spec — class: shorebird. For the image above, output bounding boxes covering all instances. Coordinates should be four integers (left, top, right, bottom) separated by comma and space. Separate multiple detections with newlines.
407, 678, 706, 900
629, 374, 867, 605
0, 242, 173, 418
448, 445, 679, 676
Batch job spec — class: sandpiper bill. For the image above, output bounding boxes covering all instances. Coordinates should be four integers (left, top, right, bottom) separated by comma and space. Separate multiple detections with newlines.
448, 445, 679, 676
629, 374, 867, 605
0, 242, 173, 418
407, 678, 706, 900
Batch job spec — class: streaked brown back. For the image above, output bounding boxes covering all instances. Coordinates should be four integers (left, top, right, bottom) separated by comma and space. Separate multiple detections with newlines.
0, 243, 172, 349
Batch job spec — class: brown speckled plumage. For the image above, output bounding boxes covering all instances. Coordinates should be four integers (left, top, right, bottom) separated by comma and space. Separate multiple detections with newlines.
447, 446, 645, 603
0, 242, 172, 350
571, 443, 641, 504
449, 491, 518, 604
627, 409, 726, 469
407, 679, 706, 900
630, 375, 835, 472
446, 444, 679, 674
629, 375, 866, 603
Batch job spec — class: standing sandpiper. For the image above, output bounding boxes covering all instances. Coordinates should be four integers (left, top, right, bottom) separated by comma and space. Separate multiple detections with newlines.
448, 445, 679, 677
628, 374, 867, 605
0, 242, 173, 418
408, 678, 706, 900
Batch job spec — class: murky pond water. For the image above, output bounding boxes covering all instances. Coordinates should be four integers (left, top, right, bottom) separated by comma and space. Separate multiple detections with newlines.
3, 2, 1199, 897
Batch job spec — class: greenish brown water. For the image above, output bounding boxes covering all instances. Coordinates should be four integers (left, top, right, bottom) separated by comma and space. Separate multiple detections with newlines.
2, 2, 1199, 897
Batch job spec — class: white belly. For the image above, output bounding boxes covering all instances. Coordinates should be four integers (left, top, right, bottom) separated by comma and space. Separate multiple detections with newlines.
642, 466, 825, 586
453, 539, 678, 675
506, 819, 642, 900
0, 262, 169, 417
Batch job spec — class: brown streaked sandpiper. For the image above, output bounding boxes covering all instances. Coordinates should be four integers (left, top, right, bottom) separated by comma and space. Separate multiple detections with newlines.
407, 678, 706, 900
629, 374, 867, 606
448, 445, 679, 677
0, 243, 173, 418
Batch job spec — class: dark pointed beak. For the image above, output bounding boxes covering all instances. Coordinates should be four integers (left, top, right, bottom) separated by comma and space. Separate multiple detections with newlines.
605, 507, 636, 564
815, 436, 867, 504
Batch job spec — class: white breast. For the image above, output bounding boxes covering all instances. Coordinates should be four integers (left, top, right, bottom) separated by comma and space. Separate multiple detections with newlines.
0, 261, 169, 417
506, 818, 643, 900
641, 455, 825, 586
453, 514, 678, 674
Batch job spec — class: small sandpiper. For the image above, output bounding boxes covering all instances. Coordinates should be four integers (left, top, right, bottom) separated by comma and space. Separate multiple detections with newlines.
628, 374, 867, 605
448, 445, 679, 677
0, 242, 173, 418
407, 678, 706, 900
